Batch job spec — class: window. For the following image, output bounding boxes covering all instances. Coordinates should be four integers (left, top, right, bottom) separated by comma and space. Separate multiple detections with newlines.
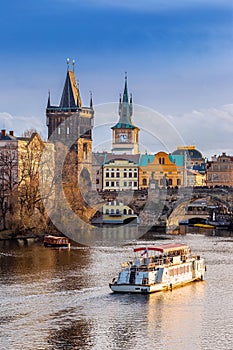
134, 181, 137, 187
168, 179, 173, 186
159, 157, 165, 165
96, 179, 99, 184
111, 181, 114, 187
116, 172, 120, 178
83, 143, 87, 159
111, 172, 114, 177
134, 172, 137, 178
177, 179, 181, 186
124, 181, 127, 187
106, 181, 109, 187
129, 172, 132, 178
106, 172, 109, 178
142, 178, 147, 186
124, 172, 127, 178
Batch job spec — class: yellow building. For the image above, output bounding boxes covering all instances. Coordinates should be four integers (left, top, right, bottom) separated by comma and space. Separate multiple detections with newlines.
139, 152, 182, 189
0, 129, 55, 230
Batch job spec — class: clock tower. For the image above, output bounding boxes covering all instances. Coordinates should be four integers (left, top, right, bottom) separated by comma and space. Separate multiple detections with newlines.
111, 74, 139, 154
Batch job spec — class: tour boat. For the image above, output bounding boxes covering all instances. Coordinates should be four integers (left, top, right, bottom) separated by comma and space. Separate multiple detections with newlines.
44, 235, 70, 248
109, 243, 206, 294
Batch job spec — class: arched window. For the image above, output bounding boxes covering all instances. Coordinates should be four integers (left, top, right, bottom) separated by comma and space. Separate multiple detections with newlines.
128, 209, 132, 215
159, 157, 165, 165
168, 179, 173, 186
123, 209, 127, 215
142, 178, 147, 186
106, 209, 109, 214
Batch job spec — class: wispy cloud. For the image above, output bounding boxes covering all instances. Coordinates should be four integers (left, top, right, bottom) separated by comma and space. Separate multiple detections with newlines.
65, 0, 232, 12
167, 104, 233, 158
0, 112, 46, 137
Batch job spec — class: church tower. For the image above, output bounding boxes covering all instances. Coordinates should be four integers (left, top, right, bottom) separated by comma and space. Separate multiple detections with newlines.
111, 74, 139, 154
46, 59, 94, 184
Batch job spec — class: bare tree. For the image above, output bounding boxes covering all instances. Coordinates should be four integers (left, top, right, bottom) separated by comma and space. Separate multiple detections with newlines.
18, 135, 55, 231
0, 144, 18, 230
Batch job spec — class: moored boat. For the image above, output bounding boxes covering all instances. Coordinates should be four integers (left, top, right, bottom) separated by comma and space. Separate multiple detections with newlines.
194, 223, 215, 229
109, 243, 206, 294
44, 235, 70, 248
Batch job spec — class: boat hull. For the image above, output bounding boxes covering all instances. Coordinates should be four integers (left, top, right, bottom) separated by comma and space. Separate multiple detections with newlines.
109, 277, 204, 294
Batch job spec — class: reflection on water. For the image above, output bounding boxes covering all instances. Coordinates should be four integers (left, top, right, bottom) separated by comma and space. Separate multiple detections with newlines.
0, 232, 233, 349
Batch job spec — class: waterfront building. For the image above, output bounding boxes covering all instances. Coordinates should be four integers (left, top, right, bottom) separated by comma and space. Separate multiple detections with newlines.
0, 130, 54, 230
206, 153, 233, 187
103, 154, 140, 191
139, 152, 181, 189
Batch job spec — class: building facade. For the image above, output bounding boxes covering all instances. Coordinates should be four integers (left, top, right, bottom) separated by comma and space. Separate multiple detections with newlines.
206, 153, 233, 187
103, 155, 140, 191
139, 152, 182, 189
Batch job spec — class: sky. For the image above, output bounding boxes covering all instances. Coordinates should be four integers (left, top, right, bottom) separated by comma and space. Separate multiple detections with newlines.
0, 0, 232, 158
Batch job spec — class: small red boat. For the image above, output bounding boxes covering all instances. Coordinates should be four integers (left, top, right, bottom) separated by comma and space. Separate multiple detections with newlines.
44, 235, 70, 248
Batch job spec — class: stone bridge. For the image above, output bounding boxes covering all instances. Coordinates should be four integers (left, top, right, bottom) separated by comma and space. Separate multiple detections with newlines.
86, 187, 233, 230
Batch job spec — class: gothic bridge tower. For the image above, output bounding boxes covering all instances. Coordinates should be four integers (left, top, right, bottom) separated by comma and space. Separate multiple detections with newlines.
46, 59, 94, 188
111, 74, 139, 155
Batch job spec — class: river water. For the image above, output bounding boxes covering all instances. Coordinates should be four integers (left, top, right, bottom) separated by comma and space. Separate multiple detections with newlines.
0, 230, 233, 350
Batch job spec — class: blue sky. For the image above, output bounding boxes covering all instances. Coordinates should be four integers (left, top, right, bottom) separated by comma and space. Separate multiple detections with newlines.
0, 0, 233, 157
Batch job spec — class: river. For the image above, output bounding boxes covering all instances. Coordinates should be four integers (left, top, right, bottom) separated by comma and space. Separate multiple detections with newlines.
0, 230, 233, 350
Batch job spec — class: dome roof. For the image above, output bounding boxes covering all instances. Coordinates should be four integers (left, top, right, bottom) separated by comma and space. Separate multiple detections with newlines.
172, 148, 204, 160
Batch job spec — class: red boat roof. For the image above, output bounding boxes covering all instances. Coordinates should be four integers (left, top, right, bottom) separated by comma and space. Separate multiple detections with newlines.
134, 243, 190, 254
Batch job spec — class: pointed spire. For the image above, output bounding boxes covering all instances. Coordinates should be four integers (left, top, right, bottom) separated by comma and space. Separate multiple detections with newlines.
59, 59, 82, 108
123, 72, 129, 103
89, 90, 93, 109
47, 90, 51, 108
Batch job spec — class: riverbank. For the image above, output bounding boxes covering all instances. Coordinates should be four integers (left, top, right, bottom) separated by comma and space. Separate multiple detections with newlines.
0, 229, 45, 241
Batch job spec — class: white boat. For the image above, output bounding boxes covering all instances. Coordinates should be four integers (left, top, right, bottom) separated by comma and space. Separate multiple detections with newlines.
109, 243, 206, 294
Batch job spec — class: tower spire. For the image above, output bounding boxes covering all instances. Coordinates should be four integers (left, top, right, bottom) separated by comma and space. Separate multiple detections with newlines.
123, 71, 129, 103
89, 90, 93, 109
59, 59, 82, 108
47, 90, 51, 108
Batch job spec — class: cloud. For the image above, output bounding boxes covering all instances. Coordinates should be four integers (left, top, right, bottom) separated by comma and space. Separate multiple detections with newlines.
66, 0, 232, 12
0, 112, 46, 138
166, 104, 233, 158
2, 104, 233, 159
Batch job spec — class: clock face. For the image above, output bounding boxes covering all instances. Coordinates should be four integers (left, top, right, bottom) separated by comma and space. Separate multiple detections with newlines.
120, 134, 127, 142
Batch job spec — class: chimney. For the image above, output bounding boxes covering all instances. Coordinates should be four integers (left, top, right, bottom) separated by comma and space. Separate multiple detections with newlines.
1, 129, 6, 137
9, 130, 14, 136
